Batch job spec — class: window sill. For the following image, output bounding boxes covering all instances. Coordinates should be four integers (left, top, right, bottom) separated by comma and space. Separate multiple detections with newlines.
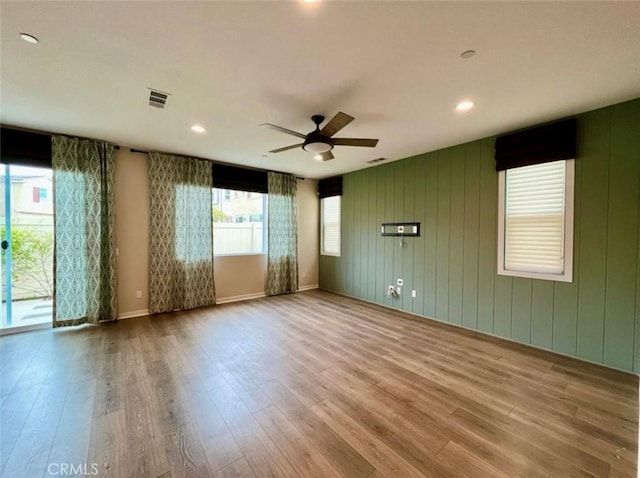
497, 268, 572, 283
214, 253, 266, 258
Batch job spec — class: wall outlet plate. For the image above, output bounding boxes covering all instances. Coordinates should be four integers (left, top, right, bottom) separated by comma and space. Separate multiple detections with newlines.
411, 290, 417, 298
397, 278, 403, 286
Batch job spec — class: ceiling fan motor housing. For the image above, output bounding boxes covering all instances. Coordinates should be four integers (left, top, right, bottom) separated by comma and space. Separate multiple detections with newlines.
303, 131, 333, 153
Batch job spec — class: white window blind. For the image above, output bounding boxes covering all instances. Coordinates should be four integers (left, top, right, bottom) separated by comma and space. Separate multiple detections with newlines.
321, 196, 341, 256
503, 160, 569, 276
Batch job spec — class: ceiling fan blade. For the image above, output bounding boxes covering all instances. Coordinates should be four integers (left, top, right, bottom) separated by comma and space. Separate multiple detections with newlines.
321, 151, 335, 161
261, 123, 306, 139
332, 138, 379, 147
320, 112, 354, 137
269, 143, 304, 153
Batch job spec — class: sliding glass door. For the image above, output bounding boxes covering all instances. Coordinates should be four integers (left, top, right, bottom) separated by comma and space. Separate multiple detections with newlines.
0, 164, 54, 330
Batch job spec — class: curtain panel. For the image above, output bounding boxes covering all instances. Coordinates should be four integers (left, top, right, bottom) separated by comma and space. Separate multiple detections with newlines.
148, 153, 215, 313
266, 172, 298, 296
52, 136, 117, 327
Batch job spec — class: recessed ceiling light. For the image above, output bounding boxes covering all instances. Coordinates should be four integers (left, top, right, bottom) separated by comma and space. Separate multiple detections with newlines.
20, 33, 38, 44
303, 0, 318, 3
460, 50, 476, 59
314, 154, 323, 161
191, 125, 206, 133
456, 100, 474, 112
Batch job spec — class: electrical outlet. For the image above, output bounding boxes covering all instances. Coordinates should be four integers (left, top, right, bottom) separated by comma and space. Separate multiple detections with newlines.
397, 278, 404, 286
301, 271, 307, 279
136, 290, 142, 299
411, 290, 417, 298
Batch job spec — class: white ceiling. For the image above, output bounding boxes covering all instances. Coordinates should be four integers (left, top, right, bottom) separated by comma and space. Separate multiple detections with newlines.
1, 1, 639, 179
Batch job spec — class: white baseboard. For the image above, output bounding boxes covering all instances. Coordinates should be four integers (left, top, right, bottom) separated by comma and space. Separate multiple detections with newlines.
298, 284, 319, 291
217, 285, 318, 304
117, 309, 150, 320
115, 286, 319, 313
216, 292, 266, 304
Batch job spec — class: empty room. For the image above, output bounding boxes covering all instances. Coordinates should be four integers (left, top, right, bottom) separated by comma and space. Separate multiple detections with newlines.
1, 1, 639, 477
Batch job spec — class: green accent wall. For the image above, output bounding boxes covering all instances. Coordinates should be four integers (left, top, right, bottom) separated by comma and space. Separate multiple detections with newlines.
319, 98, 640, 373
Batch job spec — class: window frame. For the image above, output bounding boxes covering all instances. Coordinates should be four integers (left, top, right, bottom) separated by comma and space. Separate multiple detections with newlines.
497, 159, 575, 282
321, 195, 341, 257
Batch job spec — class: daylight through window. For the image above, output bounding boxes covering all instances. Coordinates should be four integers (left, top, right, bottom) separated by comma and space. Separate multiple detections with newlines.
498, 159, 574, 282
321, 196, 341, 256
212, 188, 266, 255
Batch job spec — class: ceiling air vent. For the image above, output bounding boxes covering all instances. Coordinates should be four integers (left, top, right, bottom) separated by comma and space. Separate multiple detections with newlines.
147, 88, 171, 109
366, 157, 388, 164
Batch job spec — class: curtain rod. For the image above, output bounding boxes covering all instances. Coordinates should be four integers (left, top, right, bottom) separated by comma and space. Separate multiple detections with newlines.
1, 125, 305, 180
129, 148, 305, 180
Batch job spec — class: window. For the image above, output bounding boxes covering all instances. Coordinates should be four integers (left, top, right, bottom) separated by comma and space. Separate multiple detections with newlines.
321, 196, 341, 256
32, 186, 47, 203
498, 159, 574, 282
212, 188, 266, 255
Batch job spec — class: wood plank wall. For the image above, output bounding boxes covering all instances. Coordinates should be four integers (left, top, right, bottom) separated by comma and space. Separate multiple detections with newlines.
319, 98, 640, 373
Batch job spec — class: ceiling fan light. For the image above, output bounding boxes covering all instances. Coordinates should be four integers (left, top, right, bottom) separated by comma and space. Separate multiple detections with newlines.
314, 154, 323, 161
303, 141, 332, 153
456, 100, 474, 111
20, 33, 39, 44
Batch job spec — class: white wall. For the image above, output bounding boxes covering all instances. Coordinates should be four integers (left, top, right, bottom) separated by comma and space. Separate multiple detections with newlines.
114, 149, 149, 317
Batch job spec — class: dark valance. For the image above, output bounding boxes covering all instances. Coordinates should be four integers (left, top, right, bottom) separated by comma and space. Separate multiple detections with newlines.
495, 118, 577, 171
318, 176, 342, 198
212, 164, 268, 193
1, 127, 52, 168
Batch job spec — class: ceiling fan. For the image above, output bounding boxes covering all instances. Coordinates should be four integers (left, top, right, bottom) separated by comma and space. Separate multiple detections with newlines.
261, 112, 379, 161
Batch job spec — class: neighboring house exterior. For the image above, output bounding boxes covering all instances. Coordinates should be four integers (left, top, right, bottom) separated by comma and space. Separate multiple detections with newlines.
0, 174, 54, 300
213, 188, 264, 223
1, 175, 54, 223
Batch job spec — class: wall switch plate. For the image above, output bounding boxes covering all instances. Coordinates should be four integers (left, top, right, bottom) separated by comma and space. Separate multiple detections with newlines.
411, 290, 417, 298
396, 287, 401, 295
136, 290, 142, 299
397, 278, 403, 286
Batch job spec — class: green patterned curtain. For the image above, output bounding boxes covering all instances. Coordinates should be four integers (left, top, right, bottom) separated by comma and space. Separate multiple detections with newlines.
52, 136, 117, 327
148, 153, 215, 313
266, 172, 298, 296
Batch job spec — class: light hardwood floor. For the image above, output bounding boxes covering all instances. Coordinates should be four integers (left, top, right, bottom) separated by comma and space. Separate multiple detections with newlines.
0, 290, 637, 477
